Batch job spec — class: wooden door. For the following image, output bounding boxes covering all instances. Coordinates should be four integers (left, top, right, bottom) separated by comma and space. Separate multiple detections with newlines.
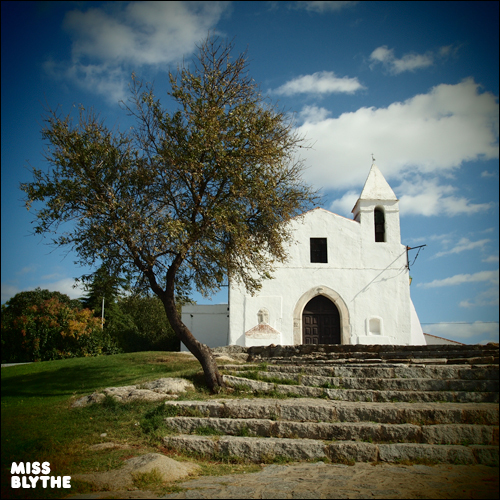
302, 295, 340, 345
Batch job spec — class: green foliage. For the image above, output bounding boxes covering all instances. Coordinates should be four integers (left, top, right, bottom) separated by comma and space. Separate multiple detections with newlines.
1, 352, 204, 499
1, 289, 121, 362
3, 287, 81, 317
20, 35, 318, 305
20, 34, 318, 390
113, 293, 180, 352
237, 425, 255, 437
80, 264, 131, 331
80, 266, 179, 353
140, 402, 180, 436
321, 381, 341, 389
132, 468, 165, 490
195, 426, 225, 436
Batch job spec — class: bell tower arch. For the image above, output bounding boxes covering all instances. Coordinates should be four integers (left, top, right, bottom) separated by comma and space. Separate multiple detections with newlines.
352, 164, 401, 245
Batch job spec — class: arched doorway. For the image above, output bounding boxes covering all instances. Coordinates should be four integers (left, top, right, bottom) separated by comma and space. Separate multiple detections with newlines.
302, 295, 341, 344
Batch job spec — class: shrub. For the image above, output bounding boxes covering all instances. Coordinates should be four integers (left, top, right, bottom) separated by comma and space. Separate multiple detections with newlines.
1, 290, 121, 362
112, 294, 180, 352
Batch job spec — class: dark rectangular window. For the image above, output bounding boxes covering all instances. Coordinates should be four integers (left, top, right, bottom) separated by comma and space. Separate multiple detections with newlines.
374, 208, 385, 242
310, 238, 327, 263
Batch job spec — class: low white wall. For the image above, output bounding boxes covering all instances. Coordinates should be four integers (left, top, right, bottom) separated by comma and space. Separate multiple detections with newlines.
424, 333, 465, 345
181, 304, 229, 351
410, 299, 426, 346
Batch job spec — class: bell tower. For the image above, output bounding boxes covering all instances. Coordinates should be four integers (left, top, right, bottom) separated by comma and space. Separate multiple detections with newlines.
352, 163, 401, 246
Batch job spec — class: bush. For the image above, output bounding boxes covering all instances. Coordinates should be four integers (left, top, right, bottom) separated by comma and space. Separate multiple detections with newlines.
79, 265, 180, 352
1, 289, 122, 362
112, 294, 180, 352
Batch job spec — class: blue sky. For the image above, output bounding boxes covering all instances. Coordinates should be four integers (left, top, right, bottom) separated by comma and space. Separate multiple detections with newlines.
1, 1, 498, 344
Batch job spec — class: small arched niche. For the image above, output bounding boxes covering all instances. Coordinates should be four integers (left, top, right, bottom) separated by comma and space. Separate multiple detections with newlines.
367, 317, 383, 336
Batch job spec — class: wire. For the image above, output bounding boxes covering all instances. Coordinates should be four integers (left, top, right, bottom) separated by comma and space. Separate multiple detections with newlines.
410, 245, 424, 267
421, 321, 499, 325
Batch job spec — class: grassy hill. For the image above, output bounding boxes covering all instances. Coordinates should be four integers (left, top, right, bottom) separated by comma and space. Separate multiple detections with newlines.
1, 351, 254, 499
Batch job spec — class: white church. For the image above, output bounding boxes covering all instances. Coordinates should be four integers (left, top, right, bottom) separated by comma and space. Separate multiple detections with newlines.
182, 164, 428, 350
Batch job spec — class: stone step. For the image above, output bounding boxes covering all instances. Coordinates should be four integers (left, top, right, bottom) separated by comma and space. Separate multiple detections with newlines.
223, 374, 500, 403
164, 434, 499, 466
164, 416, 499, 446
261, 363, 500, 381
166, 399, 499, 426
262, 355, 499, 365
242, 344, 499, 364
198, 344, 499, 466
224, 370, 499, 392
216, 344, 499, 355
244, 343, 499, 362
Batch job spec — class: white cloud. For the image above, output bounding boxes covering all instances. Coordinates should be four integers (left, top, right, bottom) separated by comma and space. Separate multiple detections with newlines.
319, 174, 493, 219
17, 265, 38, 276
1, 278, 85, 304
438, 45, 454, 57
406, 234, 456, 254
481, 170, 497, 178
46, 1, 229, 102
1, 283, 21, 304
295, 78, 499, 196
459, 287, 499, 308
433, 238, 490, 258
418, 270, 499, 289
293, 1, 358, 13
397, 177, 493, 217
274, 71, 364, 96
482, 255, 499, 263
370, 46, 434, 74
408, 232, 455, 247
424, 321, 499, 343
369, 44, 459, 75
329, 190, 359, 215
436, 194, 495, 216
40, 273, 65, 281
64, 2, 227, 66
299, 105, 332, 123
38, 278, 86, 300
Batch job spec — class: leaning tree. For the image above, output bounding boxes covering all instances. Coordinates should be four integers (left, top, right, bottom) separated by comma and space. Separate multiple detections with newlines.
21, 36, 318, 392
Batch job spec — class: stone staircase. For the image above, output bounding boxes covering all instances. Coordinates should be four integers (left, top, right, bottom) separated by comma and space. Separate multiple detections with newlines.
163, 343, 499, 466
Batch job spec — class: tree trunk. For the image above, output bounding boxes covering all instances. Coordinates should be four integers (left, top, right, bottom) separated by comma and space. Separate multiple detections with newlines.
159, 262, 226, 393
162, 292, 225, 392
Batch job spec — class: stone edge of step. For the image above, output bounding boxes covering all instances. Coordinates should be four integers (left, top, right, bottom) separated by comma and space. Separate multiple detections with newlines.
163, 416, 499, 446
164, 434, 499, 466
221, 374, 499, 403
223, 370, 498, 391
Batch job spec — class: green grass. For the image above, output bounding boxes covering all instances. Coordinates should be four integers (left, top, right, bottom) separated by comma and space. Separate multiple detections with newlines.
1, 351, 251, 499
1, 351, 328, 499
320, 381, 341, 389
237, 425, 256, 437
194, 426, 225, 436
229, 370, 299, 386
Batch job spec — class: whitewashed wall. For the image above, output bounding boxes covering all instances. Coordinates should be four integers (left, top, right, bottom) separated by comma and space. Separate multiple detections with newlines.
229, 207, 420, 347
182, 166, 426, 348
180, 304, 229, 351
